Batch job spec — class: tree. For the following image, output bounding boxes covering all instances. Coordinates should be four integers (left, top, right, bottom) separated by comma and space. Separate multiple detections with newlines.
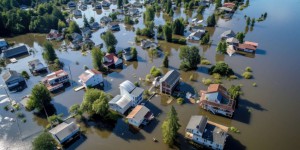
47, 114, 63, 125
162, 106, 181, 146
124, 16, 134, 25
150, 66, 162, 77
91, 47, 103, 71
69, 104, 83, 116
83, 15, 89, 27
236, 32, 245, 43
166, 0, 172, 14
131, 47, 138, 60
117, 0, 123, 8
101, 31, 118, 48
251, 18, 255, 26
163, 24, 172, 42
216, 41, 227, 54
43, 41, 57, 63
26, 84, 52, 112
89, 17, 95, 24
32, 132, 56, 150
179, 46, 201, 71
172, 18, 185, 35
80, 88, 110, 117
168, 8, 174, 17
246, 17, 251, 26
107, 46, 116, 53
228, 85, 242, 100
163, 55, 169, 68
57, 19, 66, 32
207, 14, 216, 27
144, 6, 155, 22
109, 12, 117, 21
68, 21, 81, 33
209, 61, 234, 76
245, 0, 250, 6
201, 33, 210, 45
215, 0, 222, 9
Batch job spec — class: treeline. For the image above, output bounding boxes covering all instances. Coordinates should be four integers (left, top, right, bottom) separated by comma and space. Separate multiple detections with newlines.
0, 0, 67, 36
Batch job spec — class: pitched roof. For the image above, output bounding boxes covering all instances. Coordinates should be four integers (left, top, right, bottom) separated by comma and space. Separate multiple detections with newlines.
104, 53, 120, 66
45, 70, 68, 80
2, 70, 23, 82
109, 95, 131, 109
186, 115, 208, 133
238, 43, 256, 50
207, 84, 226, 93
221, 30, 236, 38
49, 122, 79, 143
160, 70, 180, 85
79, 69, 102, 83
120, 80, 136, 93
226, 37, 239, 43
2, 44, 29, 58
130, 87, 144, 97
190, 30, 205, 38
202, 122, 228, 145
244, 41, 258, 47
126, 105, 149, 121
28, 59, 46, 71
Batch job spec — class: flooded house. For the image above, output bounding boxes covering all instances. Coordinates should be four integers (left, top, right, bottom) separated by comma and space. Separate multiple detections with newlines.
78, 69, 103, 88
95, 2, 102, 9
0, 39, 8, 51
187, 30, 206, 41
199, 84, 236, 117
2, 70, 26, 91
159, 70, 180, 95
49, 122, 80, 144
73, 10, 82, 17
108, 22, 120, 31
126, 105, 154, 127
220, 30, 236, 40
101, 0, 111, 7
67, 1, 77, 9
71, 33, 83, 44
218, 7, 233, 13
46, 29, 63, 41
28, 59, 47, 74
80, 0, 92, 4
190, 26, 205, 32
185, 115, 228, 150
223, 2, 236, 9
109, 95, 132, 114
100, 16, 112, 24
140, 40, 158, 49
1, 44, 29, 59
41, 70, 70, 92
244, 41, 258, 49
122, 47, 134, 61
81, 27, 92, 38
120, 80, 144, 107
225, 37, 239, 46
237, 43, 257, 53
103, 53, 123, 68
90, 22, 100, 30
79, 4, 87, 11
128, 8, 139, 16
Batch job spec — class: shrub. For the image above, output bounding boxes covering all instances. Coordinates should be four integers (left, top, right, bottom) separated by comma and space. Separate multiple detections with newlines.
201, 59, 211, 65
150, 66, 161, 77
145, 74, 152, 82
245, 67, 252, 72
202, 78, 212, 85
177, 98, 184, 105
213, 79, 222, 84
134, 82, 140, 87
84, 65, 89, 70
21, 71, 30, 80
209, 61, 234, 76
22, 118, 27, 123
242, 71, 253, 79
212, 73, 221, 79
252, 83, 257, 87
229, 75, 238, 79
16, 112, 25, 118
230, 126, 240, 133
3, 105, 9, 111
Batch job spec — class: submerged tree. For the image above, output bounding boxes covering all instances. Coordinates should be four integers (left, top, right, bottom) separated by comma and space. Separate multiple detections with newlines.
163, 24, 172, 42
32, 132, 57, 150
209, 61, 234, 76
91, 47, 104, 71
163, 55, 169, 68
216, 41, 227, 54
236, 32, 245, 43
207, 14, 216, 27
179, 46, 201, 71
131, 47, 138, 60
43, 41, 58, 63
26, 84, 52, 112
162, 106, 181, 146
101, 31, 118, 49
172, 18, 185, 35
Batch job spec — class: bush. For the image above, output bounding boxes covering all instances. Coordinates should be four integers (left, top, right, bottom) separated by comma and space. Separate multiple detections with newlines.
229, 75, 238, 79
177, 98, 184, 105
209, 61, 234, 76
150, 66, 161, 77
245, 67, 252, 72
16, 112, 25, 118
21, 71, 30, 80
201, 59, 211, 65
252, 82, 257, 87
213, 79, 222, 84
202, 78, 212, 85
145, 74, 152, 82
134, 82, 140, 87
22, 118, 27, 123
3, 105, 9, 111
178, 38, 187, 45
84, 65, 89, 70
212, 73, 221, 79
242, 71, 253, 79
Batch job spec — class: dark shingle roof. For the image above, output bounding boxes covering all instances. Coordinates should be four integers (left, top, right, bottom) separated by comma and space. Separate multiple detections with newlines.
160, 70, 180, 85
2, 70, 23, 82
186, 115, 208, 133
2, 45, 29, 58
202, 123, 228, 145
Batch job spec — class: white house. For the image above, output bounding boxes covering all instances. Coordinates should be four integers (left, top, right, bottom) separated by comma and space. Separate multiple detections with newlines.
187, 30, 205, 41
109, 95, 131, 114
126, 105, 154, 127
185, 116, 228, 150
49, 122, 80, 144
120, 80, 144, 107
78, 69, 103, 88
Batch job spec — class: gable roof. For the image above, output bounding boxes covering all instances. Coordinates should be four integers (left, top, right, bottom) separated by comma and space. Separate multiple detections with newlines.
2, 44, 29, 58
109, 95, 131, 109
2, 70, 23, 82
244, 41, 258, 47
104, 53, 120, 66
28, 59, 46, 71
186, 115, 208, 133
0, 39, 8, 48
202, 122, 228, 145
189, 30, 205, 38
221, 30, 236, 38
126, 105, 149, 121
49, 122, 79, 143
130, 87, 144, 97
160, 70, 180, 85
238, 43, 256, 50
120, 80, 136, 93
79, 69, 102, 83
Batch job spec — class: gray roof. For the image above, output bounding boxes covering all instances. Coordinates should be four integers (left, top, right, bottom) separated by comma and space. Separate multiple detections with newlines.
2, 44, 29, 58
130, 87, 144, 97
28, 59, 46, 71
186, 115, 208, 134
100, 16, 112, 23
226, 37, 239, 43
49, 122, 79, 143
190, 30, 205, 38
221, 30, 236, 38
160, 70, 180, 85
109, 95, 131, 109
2, 70, 24, 82
127, 105, 150, 122
202, 123, 228, 145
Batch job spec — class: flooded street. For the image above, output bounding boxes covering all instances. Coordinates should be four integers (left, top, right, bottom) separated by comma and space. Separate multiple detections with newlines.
1, 0, 300, 149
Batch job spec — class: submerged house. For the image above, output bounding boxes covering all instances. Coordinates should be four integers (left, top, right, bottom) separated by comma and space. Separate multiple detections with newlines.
225, 37, 239, 46
67, 1, 77, 9
90, 22, 100, 30
187, 30, 206, 41
49, 122, 80, 144
28, 59, 47, 74
122, 47, 133, 61
2, 70, 26, 91
73, 10, 82, 17
100, 16, 112, 24
128, 8, 139, 16
101, 0, 111, 7
126, 105, 154, 127
223, 2, 236, 9
199, 84, 235, 117
237, 43, 257, 53
140, 40, 157, 49
108, 22, 120, 31
78, 69, 103, 88
1, 44, 29, 58
71, 33, 83, 43
185, 115, 228, 150
103, 53, 123, 68
160, 70, 180, 95
109, 95, 132, 114
220, 30, 236, 40
42, 70, 70, 92
81, 27, 92, 38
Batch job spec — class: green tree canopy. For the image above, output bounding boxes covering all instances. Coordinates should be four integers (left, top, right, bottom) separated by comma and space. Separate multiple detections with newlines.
43, 41, 58, 62
83, 15, 89, 27
163, 55, 169, 68
236, 32, 245, 43
207, 14, 216, 27
26, 84, 52, 112
163, 24, 172, 42
179, 46, 201, 71
68, 21, 81, 34
209, 61, 234, 76
144, 6, 155, 22
131, 47, 138, 60
216, 41, 227, 54
32, 132, 57, 150
91, 47, 104, 71
172, 18, 185, 35
162, 106, 181, 146
101, 31, 118, 48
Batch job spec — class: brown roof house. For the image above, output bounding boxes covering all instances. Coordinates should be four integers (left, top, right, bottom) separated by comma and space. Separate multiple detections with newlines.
159, 70, 180, 95
199, 84, 236, 117
41, 70, 69, 92
126, 105, 154, 127
103, 53, 123, 68
237, 43, 257, 53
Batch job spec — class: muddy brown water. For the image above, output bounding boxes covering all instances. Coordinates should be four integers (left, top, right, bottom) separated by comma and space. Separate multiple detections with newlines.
1, 0, 300, 149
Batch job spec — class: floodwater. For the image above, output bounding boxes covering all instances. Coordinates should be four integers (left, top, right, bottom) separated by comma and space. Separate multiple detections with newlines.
1, 0, 300, 149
